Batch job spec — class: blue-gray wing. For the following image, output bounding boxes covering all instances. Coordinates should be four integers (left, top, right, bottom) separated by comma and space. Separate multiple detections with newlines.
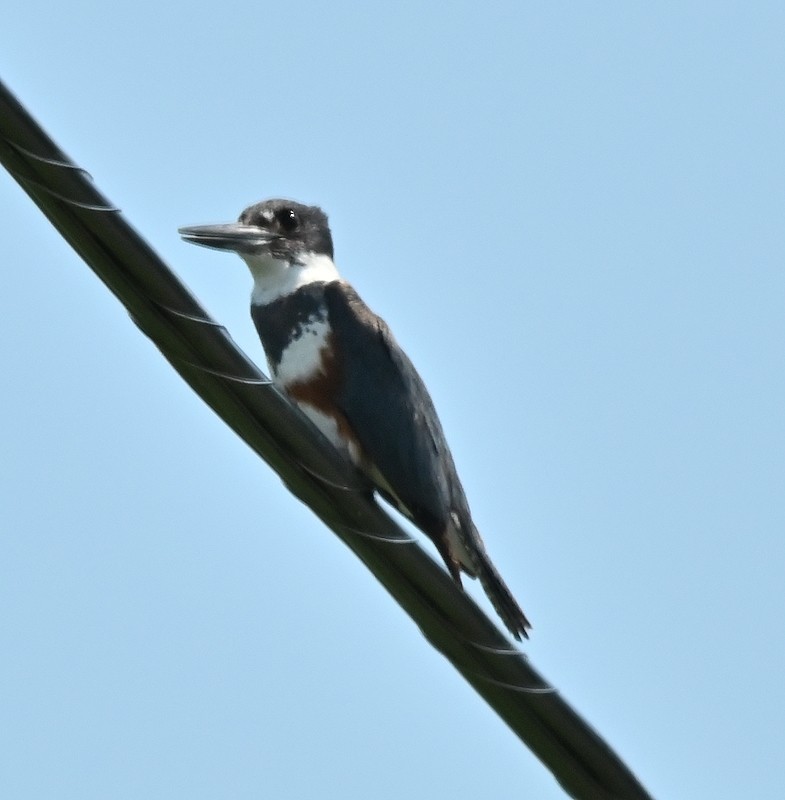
323, 283, 532, 640
323, 282, 467, 535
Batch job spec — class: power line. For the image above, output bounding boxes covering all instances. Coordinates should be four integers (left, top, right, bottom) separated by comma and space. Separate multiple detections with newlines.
0, 79, 654, 800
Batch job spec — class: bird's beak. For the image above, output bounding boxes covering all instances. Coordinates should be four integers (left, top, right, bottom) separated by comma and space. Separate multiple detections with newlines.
178, 222, 280, 255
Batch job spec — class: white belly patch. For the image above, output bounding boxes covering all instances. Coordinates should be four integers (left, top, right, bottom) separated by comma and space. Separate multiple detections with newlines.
270, 316, 362, 464
272, 316, 331, 387
297, 404, 343, 449
296, 402, 363, 466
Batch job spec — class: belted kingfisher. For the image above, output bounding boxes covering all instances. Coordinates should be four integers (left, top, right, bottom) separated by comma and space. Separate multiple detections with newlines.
179, 199, 531, 640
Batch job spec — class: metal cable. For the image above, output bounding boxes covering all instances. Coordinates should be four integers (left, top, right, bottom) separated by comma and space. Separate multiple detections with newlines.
0, 78, 654, 800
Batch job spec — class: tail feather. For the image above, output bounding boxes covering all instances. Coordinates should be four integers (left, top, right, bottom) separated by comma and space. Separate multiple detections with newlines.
471, 547, 531, 640
443, 515, 531, 640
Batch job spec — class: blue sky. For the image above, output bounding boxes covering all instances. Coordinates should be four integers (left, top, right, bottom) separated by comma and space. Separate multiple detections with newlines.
2, 3, 783, 798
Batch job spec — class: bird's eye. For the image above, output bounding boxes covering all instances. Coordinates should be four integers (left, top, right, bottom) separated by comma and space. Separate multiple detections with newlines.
277, 208, 299, 232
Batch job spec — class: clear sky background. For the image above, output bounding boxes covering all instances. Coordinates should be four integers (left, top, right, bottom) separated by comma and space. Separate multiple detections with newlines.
1, 4, 783, 799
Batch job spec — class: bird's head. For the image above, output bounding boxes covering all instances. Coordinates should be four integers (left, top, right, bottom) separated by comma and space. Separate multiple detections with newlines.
179, 198, 338, 304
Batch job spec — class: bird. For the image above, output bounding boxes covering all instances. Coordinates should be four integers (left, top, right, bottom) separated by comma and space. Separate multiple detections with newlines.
179, 199, 531, 640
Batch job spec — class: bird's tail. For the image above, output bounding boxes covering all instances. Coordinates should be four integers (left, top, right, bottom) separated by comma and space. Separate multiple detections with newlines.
441, 514, 531, 640
469, 538, 531, 641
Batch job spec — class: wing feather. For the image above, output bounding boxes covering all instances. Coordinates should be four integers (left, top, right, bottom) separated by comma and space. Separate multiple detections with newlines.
323, 282, 531, 639
324, 282, 464, 534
